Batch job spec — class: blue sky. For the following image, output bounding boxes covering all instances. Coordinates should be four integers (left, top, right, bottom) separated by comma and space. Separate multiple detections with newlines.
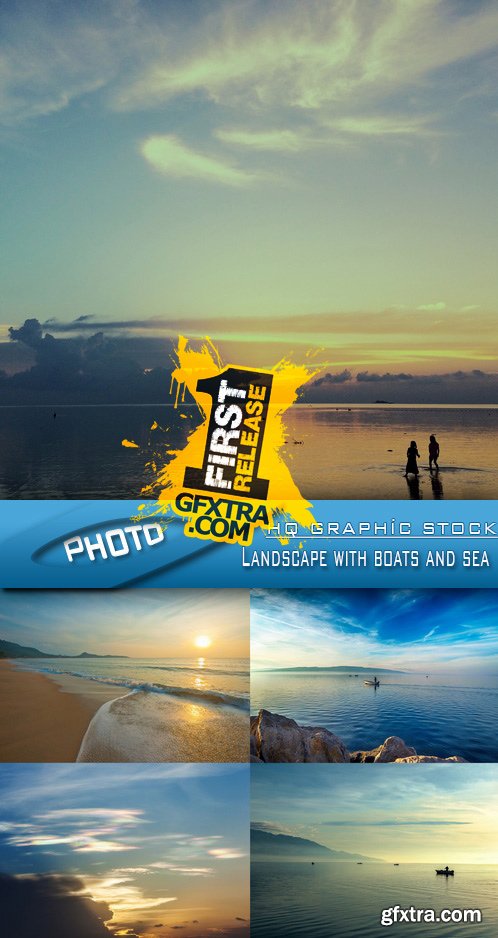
0, 762, 249, 937
251, 763, 498, 863
251, 589, 498, 671
0, 588, 248, 657
1, 1, 498, 396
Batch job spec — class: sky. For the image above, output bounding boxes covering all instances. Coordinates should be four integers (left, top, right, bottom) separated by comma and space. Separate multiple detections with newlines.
1, 1, 497, 401
251, 763, 498, 864
0, 762, 249, 937
0, 588, 248, 658
251, 588, 498, 672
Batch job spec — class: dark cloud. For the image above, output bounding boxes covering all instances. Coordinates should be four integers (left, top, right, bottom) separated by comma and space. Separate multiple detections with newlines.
304, 368, 498, 403
2, 318, 174, 404
309, 369, 352, 386
73, 315, 95, 322
356, 371, 413, 382
4, 318, 498, 405
0, 873, 113, 937
355, 369, 493, 383
9, 318, 44, 348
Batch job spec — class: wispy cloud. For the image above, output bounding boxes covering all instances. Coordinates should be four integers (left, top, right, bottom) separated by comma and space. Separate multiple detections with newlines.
140, 134, 266, 187
251, 589, 498, 670
215, 127, 311, 152
114, 1, 498, 117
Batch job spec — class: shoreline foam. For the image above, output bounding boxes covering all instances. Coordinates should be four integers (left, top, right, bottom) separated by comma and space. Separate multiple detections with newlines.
78, 688, 248, 763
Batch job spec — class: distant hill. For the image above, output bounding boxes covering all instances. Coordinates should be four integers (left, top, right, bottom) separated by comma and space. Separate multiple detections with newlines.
256, 666, 406, 674
0, 639, 128, 659
251, 828, 382, 863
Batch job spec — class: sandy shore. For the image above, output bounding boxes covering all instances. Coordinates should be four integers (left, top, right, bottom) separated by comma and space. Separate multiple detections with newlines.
0, 660, 122, 762
0, 660, 248, 762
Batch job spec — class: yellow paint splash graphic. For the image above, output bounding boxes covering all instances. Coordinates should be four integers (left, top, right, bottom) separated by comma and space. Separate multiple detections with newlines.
122, 439, 139, 449
139, 336, 320, 543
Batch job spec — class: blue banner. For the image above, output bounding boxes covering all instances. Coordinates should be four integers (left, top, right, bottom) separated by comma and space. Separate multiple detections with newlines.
0, 500, 496, 588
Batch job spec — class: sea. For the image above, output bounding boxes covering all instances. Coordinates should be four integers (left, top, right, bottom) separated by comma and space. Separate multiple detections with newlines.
17, 655, 249, 712
251, 862, 498, 936
0, 403, 497, 499
250, 670, 498, 762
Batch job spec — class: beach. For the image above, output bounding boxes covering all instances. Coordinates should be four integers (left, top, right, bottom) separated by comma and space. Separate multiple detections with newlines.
0, 659, 249, 763
0, 659, 120, 761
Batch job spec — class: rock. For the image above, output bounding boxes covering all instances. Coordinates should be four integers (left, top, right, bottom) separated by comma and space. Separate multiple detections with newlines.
350, 736, 416, 763
251, 709, 349, 763
395, 755, 467, 763
373, 736, 417, 762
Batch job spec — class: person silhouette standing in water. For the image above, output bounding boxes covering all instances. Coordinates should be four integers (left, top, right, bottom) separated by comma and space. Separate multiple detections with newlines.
405, 440, 420, 476
429, 434, 440, 470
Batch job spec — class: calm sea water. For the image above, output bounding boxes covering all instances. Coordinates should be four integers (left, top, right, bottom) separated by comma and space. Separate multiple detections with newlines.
0, 404, 191, 499
251, 862, 498, 937
18, 656, 249, 711
285, 404, 498, 499
0, 404, 497, 499
250, 671, 498, 761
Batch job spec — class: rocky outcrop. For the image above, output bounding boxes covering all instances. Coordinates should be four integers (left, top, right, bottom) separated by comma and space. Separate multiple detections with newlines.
350, 736, 416, 763
251, 709, 350, 763
251, 710, 466, 764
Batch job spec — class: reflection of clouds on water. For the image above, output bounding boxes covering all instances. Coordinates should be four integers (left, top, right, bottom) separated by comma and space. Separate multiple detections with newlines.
0, 403, 496, 499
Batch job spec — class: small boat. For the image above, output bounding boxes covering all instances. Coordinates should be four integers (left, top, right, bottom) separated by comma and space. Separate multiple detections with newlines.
394, 863, 399, 866
436, 868, 454, 876
311, 862, 315, 865
357, 862, 363, 865
364, 680, 380, 686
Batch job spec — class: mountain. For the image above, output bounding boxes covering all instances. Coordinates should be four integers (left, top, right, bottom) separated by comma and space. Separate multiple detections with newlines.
257, 666, 406, 674
251, 828, 382, 863
75, 652, 128, 659
0, 639, 128, 659
0, 639, 53, 659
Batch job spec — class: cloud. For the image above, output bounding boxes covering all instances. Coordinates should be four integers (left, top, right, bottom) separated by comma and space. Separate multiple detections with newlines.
0, 873, 113, 937
140, 135, 263, 187
0, 1, 145, 126
208, 848, 246, 860
7, 806, 145, 854
417, 301, 446, 311
324, 115, 440, 139
8, 318, 43, 348
114, 1, 498, 116
322, 819, 470, 827
310, 369, 352, 386
354, 368, 494, 384
356, 370, 414, 382
215, 127, 309, 152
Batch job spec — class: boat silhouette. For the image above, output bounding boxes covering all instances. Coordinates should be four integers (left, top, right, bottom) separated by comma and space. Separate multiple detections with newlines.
435, 867, 454, 876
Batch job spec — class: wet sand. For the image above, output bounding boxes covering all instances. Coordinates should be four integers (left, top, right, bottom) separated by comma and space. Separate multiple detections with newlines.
0, 660, 122, 762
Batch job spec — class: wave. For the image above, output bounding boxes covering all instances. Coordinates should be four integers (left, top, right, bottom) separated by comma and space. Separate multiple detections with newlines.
77, 688, 248, 763
144, 665, 249, 677
25, 665, 248, 711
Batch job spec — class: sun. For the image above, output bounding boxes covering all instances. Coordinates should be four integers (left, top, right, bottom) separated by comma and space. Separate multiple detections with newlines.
194, 635, 212, 649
